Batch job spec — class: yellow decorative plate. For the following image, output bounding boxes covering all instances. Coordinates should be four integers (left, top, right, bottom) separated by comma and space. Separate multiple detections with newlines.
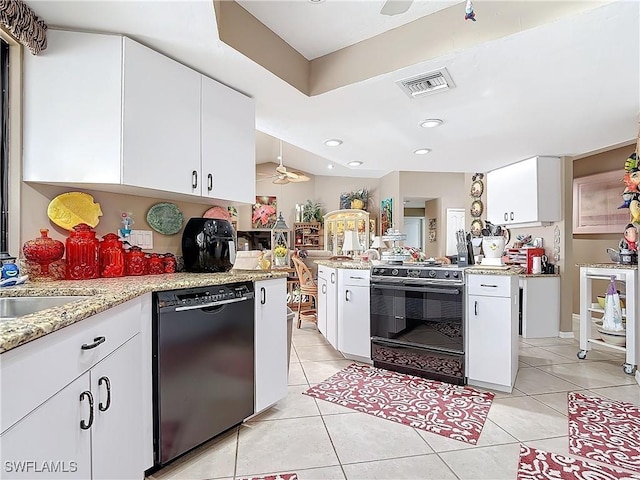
47, 192, 103, 230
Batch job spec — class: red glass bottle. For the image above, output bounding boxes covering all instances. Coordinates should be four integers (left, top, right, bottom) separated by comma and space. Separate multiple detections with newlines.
99, 233, 125, 278
148, 253, 165, 275
124, 246, 147, 276
22, 228, 65, 280
66, 223, 100, 280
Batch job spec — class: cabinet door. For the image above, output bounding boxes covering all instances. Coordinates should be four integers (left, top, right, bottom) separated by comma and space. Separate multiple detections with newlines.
255, 279, 288, 413
201, 76, 256, 203
338, 284, 371, 359
122, 38, 201, 195
91, 335, 143, 480
23, 30, 123, 184
317, 275, 328, 335
507, 157, 538, 224
325, 269, 339, 349
0, 374, 92, 479
486, 164, 512, 225
467, 295, 513, 387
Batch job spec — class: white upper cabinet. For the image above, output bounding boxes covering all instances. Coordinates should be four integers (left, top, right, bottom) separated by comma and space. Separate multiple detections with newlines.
486, 156, 561, 228
201, 76, 255, 204
122, 38, 201, 196
23, 29, 255, 204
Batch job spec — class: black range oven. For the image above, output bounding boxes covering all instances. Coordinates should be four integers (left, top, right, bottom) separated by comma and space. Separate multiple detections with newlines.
370, 264, 466, 385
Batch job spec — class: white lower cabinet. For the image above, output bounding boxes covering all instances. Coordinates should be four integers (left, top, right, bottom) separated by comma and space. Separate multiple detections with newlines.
318, 266, 338, 348
338, 269, 371, 361
466, 274, 519, 393
0, 335, 143, 479
254, 278, 288, 413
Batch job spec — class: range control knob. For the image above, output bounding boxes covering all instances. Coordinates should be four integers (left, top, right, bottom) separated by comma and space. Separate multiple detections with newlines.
391, 269, 399, 276
453, 271, 459, 278
428, 270, 437, 278
444, 271, 450, 277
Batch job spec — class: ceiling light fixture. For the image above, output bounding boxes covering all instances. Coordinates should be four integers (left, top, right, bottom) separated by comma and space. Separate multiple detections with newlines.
419, 119, 443, 128
413, 148, 431, 155
324, 139, 343, 147
308, 0, 325, 3
348, 161, 363, 167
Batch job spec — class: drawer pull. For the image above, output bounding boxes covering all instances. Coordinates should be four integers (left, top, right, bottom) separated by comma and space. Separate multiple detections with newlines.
80, 391, 94, 430
350, 276, 364, 280
207, 173, 213, 192
480, 284, 498, 288
474, 300, 478, 316
81, 336, 106, 350
345, 289, 351, 302
98, 376, 111, 412
191, 170, 198, 189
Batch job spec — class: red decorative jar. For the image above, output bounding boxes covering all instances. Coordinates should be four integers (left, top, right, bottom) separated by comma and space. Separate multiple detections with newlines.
22, 229, 65, 280
66, 223, 100, 280
99, 233, 125, 278
147, 253, 165, 275
124, 246, 147, 276
163, 253, 176, 273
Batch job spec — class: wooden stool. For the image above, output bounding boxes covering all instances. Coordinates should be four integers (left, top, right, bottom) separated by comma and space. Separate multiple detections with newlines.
291, 255, 318, 328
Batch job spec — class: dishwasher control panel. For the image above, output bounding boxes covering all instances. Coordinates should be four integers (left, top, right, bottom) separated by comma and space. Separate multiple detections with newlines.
155, 282, 254, 309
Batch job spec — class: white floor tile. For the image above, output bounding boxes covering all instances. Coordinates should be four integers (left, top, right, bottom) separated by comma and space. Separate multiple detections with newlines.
513, 366, 581, 395
524, 436, 571, 457
295, 344, 346, 362
288, 362, 309, 386
342, 453, 457, 479
537, 360, 638, 389
519, 346, 579, 366
416, 419, 517, 452
236, 417, 339, 476
487, 396, 570, 441
438, 443, 522, 480
589, 384, 640, 405
301, 359, 354, 385
252, 385, 321, 421
323, 412, 433, 464
294, 465, 346, 480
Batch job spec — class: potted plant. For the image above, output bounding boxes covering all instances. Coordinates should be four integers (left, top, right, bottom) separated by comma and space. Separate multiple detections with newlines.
273, 244, 289, 267
348, 188, 371, 210
302, 200, 323, 223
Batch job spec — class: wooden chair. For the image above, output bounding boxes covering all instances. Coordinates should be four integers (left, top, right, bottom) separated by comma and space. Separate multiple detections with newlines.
291, 254, 318, 328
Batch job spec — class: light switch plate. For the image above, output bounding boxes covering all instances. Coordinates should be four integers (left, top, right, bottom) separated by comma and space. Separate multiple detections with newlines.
120, 230, 154, 250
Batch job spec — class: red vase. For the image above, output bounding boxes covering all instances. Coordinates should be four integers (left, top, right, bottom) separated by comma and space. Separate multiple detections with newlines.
22, 229, 65, 278
99, 233, 125, 278
148, 253, 164, 275
124, 246, 147, 276
163, 253, 176, 273
66, 223, 99, 280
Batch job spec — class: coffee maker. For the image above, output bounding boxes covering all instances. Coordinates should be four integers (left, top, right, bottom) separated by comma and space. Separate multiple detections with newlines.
181, 218, 237, 273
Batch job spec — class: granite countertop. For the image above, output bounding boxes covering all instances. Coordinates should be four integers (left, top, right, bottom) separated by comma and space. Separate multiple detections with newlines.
465, 267, 521, 276
314, 260, 371, 270
576, 263, 638, 269
0, 271, 288, 354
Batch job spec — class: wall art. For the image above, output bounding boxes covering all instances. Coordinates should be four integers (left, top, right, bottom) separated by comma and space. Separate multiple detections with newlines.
252, 196, 277, 228
381, 198, 393, 234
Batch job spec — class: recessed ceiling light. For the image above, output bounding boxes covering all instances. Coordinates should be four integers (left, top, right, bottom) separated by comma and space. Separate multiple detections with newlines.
324, 139, 343, 147
419, 119, 443, 128
413, 148, 431, 155
308, 0, 325, 3
327, 164, 334, 169
348, 161, 363, 167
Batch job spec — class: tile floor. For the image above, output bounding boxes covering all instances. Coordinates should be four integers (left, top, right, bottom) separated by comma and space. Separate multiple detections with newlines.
148, 319, 639, 480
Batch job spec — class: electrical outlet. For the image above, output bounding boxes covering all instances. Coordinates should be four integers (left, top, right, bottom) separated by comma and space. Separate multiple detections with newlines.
120, 230, 153, 250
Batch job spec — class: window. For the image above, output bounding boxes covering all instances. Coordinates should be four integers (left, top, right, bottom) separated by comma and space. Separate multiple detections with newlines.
0, 37, 8, 252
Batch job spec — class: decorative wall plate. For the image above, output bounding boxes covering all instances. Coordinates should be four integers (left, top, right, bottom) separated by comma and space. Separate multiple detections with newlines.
470, 180, 484, 198
203, 205, 231, 221
470, 218, 484, 237
470, 200, 484, 217
47, 192, 103, 230
147, 203, 183, 235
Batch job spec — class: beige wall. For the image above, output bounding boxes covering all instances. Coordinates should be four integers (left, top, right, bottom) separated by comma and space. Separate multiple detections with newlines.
571, 144, 636, 314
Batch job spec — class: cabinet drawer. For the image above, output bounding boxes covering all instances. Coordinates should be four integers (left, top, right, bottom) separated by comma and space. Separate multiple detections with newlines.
340, 270, 370, 287
1, 297, 142, 434
467, 275, 513, 297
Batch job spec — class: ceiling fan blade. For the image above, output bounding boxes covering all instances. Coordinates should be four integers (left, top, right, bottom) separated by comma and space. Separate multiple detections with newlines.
273, 177, 289, 185
288, 173, 310, 183
380, 0, 413, 16
275, 164, 287, 174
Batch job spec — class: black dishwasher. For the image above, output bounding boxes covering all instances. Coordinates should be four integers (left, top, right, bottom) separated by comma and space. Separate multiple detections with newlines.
152, 282, 255, 468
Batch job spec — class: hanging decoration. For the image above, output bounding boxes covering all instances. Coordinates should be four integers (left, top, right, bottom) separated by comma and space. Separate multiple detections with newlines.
464, 0, 476, 22
614, 121, 640, 264
0, 0, 48, 54
469, 173, 484, 237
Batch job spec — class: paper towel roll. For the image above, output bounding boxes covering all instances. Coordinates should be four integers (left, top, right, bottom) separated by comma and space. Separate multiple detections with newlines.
532, 256, 542, 274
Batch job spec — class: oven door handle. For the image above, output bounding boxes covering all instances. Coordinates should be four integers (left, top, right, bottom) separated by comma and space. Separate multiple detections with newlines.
371, 283, 461, 295
371, 338, 408, 349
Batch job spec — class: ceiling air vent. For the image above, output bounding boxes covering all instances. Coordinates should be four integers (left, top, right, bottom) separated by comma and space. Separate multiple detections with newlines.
396, 68, 455, 99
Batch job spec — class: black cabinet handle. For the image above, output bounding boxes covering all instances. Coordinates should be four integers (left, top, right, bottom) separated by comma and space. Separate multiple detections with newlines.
331, 272, 335, 284
207, 173, 213, 192
322, 284, 326, 294
81, 336, 105, 350
98, 376, 111, 412
504, 212, 508, 221
345, 289, 351, 302
510, 212, 514, 221
260, 287, 266, 305
80, 391, 94, 430
474, 300, 478, 316
192, 170, 198, 189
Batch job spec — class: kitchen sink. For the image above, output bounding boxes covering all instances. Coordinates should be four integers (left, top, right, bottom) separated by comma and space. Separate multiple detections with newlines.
0, 296, 92, 320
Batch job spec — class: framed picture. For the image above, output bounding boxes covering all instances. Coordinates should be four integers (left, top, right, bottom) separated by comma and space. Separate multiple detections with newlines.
252, 196, 277, 228
339, 193, 350, 210
573, 171, 630, 234
381, 198, 393, 234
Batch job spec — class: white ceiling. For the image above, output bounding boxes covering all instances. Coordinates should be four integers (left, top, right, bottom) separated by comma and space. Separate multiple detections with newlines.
25, 0, 640, 180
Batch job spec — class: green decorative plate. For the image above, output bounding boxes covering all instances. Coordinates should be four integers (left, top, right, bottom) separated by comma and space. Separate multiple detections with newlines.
147, 203, 183, 235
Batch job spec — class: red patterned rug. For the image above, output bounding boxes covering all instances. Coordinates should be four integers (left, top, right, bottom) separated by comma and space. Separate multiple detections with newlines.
236, 474, 297, 480
568, 392, 640, 473
302, 363, 494, 444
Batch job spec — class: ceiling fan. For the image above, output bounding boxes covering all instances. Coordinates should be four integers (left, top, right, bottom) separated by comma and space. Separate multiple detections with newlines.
380, 0, 413, 16
258, 140, 310, 185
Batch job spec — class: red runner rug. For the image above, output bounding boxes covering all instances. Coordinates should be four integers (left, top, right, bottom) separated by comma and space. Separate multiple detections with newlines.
302, 363, 494, 444
568, 392, 640, 473
518, 444, 640, 479
236, 474, 298, 480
